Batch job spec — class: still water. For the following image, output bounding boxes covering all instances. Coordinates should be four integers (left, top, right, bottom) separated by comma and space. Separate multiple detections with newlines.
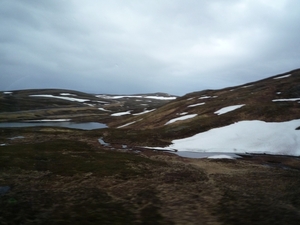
0, 122, 107, 130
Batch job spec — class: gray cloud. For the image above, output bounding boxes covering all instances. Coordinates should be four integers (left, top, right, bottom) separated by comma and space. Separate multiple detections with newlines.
1, 0, 299, 95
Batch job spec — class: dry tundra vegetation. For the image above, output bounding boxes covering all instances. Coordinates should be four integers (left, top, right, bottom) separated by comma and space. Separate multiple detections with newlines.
1, 69, 300, 224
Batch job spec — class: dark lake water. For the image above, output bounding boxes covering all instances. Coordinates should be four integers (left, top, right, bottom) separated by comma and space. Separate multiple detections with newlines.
0, 122, 107, 130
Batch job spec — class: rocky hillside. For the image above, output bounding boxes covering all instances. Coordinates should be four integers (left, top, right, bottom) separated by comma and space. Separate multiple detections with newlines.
110, 68, 300, 139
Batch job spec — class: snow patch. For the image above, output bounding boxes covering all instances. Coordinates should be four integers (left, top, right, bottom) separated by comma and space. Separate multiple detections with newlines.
241, 85, 254, 88
117, 121, 138, 128
8, 136, 24, 140
60, 93, 76, 96
133, 109, 155, 115
199, 96, 217, 99
165, 114, 197, 125
111, 111, 131, 116
98, 108, 110, 112
214, 104, 245, 115
3, 92, 12, 94
274, 74, 291, 79
30, 95, 89, 102
97, 101, 109, 104
161, 119, 300, 156
179, 112, 188, 116
25, 119, 71, 122
109, 95, 143, 99
84, 103, 95, 107
272, 98, 300, 102
96, 95, 176, 100
145, 96, 176, 100
188, 102, 205, 107
207, 154, 235, 159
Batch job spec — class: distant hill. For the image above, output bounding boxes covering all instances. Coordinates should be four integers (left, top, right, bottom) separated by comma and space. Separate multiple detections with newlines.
111, 68, 300, 138
1, 68, 300, 155
0, 89, 177, 123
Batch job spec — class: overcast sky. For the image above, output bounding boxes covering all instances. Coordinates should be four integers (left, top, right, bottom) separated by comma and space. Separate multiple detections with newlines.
1, 0, 299, 95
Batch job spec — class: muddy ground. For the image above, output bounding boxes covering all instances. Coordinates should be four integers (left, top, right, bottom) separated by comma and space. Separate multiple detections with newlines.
0, 127, 300, 224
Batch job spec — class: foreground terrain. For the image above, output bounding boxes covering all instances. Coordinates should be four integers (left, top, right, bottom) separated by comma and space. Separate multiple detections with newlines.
0, 127, 300, 224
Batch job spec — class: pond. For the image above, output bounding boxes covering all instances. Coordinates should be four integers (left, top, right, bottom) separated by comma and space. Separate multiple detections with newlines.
0, 122, 107, 130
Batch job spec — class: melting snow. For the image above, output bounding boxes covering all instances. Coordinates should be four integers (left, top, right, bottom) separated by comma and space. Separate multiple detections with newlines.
8, 136, 25, 140
199, 96, 210, 99
179, 112, 188, 115
133, 109, 156, 115
111, 111, 131, 116
207, 154, 235, 159
97, 101, 109, 104
241, 85, 254, 88
145, 96, 177, 100
25, 119, 71, 122
30, 95, 89, 102
165, 114, 197, 125
274, 74, 291, 79
84, 103, 95, 107
109, 95, 143, 99
188, 102, 205, 107
272, 98, 300, 102
98, 108, 110, 112
96, 95, 176, 100
117, 121, 137, 128
199, 96, 217, 99
60, 93, 76, 96
161, 119, 300, 156
214, 104, 245, 115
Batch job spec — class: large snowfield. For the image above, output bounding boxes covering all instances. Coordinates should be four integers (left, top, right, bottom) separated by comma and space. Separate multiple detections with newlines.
162, 119, 300, 156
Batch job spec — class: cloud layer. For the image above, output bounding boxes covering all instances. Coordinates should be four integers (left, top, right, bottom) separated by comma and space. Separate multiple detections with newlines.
1, 0, 299, 95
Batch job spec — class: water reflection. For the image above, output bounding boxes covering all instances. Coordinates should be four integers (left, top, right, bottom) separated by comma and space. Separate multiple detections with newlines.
0, 122, 107, 130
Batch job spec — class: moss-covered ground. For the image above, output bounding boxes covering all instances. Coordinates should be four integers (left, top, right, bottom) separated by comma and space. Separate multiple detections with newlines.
1, 128, 300, 224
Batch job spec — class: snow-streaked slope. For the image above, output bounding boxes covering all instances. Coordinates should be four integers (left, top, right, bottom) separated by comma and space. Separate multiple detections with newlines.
163, 119, 300, 156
